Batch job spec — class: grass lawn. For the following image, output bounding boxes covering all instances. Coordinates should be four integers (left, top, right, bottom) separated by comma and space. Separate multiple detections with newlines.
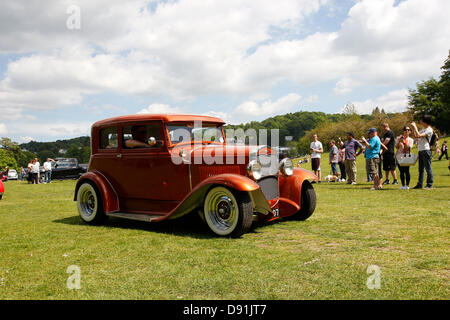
0, 156, 449, 300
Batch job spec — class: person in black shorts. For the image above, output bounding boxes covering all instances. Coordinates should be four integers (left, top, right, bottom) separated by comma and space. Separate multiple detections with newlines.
381, 123, 398, 185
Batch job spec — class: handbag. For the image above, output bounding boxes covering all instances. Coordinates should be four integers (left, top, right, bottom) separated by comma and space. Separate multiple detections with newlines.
396, 151, 418, 167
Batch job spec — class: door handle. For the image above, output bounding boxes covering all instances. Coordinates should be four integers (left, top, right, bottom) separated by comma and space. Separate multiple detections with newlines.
117, 154, 122, 158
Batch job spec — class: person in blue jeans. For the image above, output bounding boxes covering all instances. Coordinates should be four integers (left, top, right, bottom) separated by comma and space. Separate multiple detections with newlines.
361, 128, 382, 190
411, 115, 434, 189
43, 158, 55, 184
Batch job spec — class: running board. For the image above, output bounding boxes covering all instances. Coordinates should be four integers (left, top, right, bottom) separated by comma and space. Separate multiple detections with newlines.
106, 212, 162, 222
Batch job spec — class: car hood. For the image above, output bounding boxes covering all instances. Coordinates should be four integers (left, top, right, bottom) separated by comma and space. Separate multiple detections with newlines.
171, 144, 280, 175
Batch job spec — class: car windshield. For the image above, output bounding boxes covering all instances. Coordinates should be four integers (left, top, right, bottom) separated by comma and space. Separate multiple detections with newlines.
167, 123, 225, 145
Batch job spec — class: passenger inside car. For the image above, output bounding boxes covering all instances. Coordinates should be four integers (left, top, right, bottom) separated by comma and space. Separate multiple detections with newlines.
124, 125, 156, 148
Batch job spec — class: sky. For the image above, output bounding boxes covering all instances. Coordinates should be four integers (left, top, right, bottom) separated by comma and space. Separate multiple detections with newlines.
0, 0, 449, 143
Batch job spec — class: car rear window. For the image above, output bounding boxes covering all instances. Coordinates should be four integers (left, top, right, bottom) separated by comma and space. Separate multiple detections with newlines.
100, 127, 118, 149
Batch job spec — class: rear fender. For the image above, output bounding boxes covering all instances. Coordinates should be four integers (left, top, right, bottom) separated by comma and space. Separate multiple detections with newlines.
74, 171, 119, 213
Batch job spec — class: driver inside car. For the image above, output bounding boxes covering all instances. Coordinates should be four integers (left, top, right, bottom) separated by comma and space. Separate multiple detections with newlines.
125, 125, 156, 148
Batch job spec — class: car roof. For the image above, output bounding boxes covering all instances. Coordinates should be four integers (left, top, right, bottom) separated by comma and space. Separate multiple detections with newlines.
92, 114, 225, 128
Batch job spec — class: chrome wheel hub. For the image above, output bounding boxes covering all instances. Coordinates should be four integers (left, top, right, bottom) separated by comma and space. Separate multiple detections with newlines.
204, 188, 238, 235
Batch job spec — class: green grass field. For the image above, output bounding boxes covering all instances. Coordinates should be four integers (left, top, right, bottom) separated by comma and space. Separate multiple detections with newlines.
0, 156, 449, 300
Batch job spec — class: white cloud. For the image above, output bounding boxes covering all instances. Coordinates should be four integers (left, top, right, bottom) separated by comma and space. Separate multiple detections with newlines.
0, 123, 8, 136
138, 93, 302, 124
334, 77, 360, 95
234, 93, 301, 122
137, 103, 186, 114
17, 136, 35, 144
350, 89, 409, 114
8, 121, 91, 138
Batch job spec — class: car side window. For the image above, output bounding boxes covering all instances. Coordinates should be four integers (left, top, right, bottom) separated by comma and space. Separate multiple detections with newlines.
100, 127, 118, 149
123, 123, 163, 149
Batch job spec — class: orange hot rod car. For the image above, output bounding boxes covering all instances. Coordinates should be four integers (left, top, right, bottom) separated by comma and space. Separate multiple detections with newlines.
74, 114, 317, 237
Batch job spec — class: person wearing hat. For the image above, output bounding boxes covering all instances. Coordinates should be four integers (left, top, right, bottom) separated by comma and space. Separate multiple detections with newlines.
338, 132, 363, 185
361, 128, 382, 190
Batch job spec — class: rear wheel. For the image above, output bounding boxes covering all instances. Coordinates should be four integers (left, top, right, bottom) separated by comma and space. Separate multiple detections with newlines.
289, 181, 316, 221
77, 181, 106, 224
203, 186, 253, 237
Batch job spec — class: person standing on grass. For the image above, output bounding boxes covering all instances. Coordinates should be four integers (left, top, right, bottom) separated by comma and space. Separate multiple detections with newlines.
19, 166, 25, 181
34, 157, 40, 184
31, 159, 39, 184
396, 126, 414, 190
362, 128, 382, 190
439, 141, 448, 160
411, 115, 434, 189
339, 132, 362, 185
329, 140, 339, 178
43, 158, 55, 184
3, 167, 9, 182
27, 160, 33, 184
337, 142, 346, 182
381, 123, 398, 185
310, 134, 323, 183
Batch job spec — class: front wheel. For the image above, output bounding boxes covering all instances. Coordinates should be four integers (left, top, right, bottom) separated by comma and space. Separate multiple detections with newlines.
289, 181, 316, 221
203, 186, 253, 237
76, 181, 106, 224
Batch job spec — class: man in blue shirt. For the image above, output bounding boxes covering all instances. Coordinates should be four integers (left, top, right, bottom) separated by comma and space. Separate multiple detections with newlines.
362, 128, 382, 190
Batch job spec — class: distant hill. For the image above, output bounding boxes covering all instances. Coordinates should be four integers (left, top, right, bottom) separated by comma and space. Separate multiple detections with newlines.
20, 136, 91, 164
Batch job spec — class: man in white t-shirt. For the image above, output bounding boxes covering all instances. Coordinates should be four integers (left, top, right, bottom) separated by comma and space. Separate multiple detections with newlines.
310, 134, 323, 182
411, 115, 434, 189
34, 158, 40, 184
43, 158, 55, 184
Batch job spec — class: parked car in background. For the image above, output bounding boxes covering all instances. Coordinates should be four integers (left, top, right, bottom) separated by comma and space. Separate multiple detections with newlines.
75, 114, 318, 237
7, 169, 18, 180
40, 158, 87, 181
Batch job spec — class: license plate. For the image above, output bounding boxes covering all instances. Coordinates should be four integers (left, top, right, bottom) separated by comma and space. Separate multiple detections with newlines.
272, 208, 280, 218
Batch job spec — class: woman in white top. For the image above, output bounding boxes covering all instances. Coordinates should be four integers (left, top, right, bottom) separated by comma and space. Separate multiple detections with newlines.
396, 126, 414, 189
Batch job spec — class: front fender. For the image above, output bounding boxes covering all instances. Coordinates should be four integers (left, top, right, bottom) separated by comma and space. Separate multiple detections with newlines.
74, 171, 119, 213
167, 174, 271, 220
278, 168, 317, 217
0, 180, 4, 194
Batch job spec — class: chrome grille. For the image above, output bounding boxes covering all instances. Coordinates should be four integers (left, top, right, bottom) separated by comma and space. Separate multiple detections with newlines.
258, 154, 279, 176
258, 176, 279, 200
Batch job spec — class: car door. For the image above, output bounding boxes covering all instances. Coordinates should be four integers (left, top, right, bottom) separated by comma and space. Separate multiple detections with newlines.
116, 121, 173, 213
90, 126, 121, 189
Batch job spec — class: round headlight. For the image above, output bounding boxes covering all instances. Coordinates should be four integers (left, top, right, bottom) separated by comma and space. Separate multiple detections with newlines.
247, 160, 263, 181
279, 158, 294, 176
